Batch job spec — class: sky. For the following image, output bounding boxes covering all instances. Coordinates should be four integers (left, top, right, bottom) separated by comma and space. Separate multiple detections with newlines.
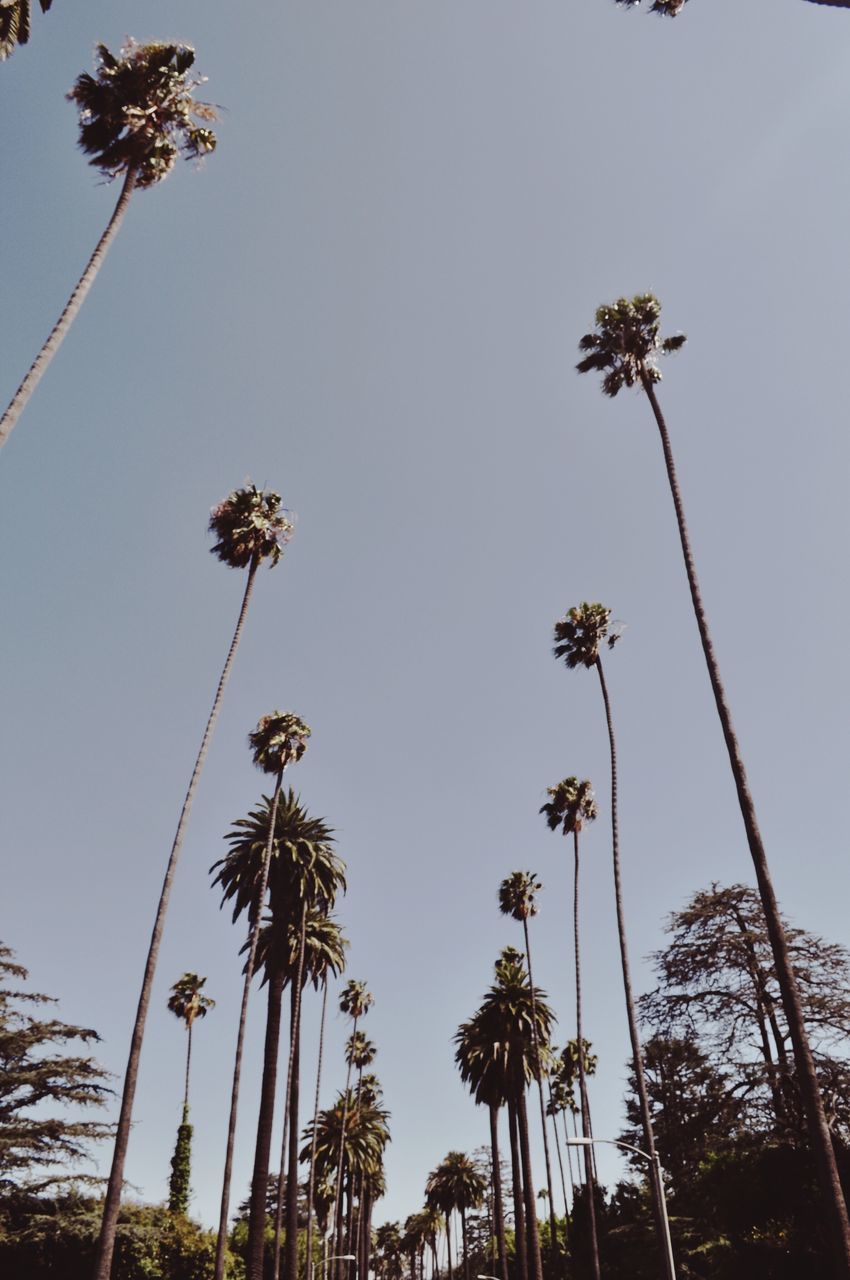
2, 0, 850, 1240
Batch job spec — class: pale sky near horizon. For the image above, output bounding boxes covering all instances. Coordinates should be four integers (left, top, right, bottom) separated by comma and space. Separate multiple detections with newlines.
2, 0, 850, 1238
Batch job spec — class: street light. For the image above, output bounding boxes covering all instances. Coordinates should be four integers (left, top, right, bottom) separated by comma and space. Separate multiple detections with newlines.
565, 1137, 676, 1280
315, 1254, 356, 1279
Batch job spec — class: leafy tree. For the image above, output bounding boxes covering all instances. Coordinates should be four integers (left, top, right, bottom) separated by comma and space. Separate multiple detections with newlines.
0, 41, 216, 450
577, 293, 850, 1272
166, 973, 214, 1215
95, 488, 292, 1280
540, 779, 601, 1280
0, 0, 53, 60
553, 602, 669, 1274
0, 944, 111, 1192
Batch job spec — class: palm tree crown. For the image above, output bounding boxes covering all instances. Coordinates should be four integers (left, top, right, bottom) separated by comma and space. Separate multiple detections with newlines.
167, 972, 215, 1029
498, 871, 542, 923
540, 777, 598, 836
252, 910, 348, 989
346, 1030, 377, 1070
209, 484, 295, 570
576, 294, 686, 398
340, 978, 375, 1021
249, 711, 311, 775
425, 1151, 486, 1216
552, 602, 613, 669
67, 41, 216, 189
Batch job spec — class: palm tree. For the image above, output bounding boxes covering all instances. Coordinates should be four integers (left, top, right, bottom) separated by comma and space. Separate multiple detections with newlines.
166, 972, 214, 1214
305, 976, 338, 1280
426, 1153, 486, 1280
331, 980, 375, 1280
93, 490, 292, 1280
541, 779, 601, 1280
553, 603, 671, 1276
616, 0, 850, 13
272, 913, 348, 1280
453, 1016, 509, 1280
211, 717, 314, 1280
577, 293, 850, 1272
0, 41, 216, 451
498, 873, 561, 1269
0, 0, 53, 60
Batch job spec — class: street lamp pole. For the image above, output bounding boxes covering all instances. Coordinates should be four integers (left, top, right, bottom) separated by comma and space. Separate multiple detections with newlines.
566, 1137, 676, 1280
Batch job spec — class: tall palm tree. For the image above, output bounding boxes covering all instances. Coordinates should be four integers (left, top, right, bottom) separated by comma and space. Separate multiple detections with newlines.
273, 914, 348, 1280
541, 779, 601, 1280
426, 1153, 486, 1280
553, 602, 671, 1276
166, 972, 214, 1214
331, 980, 375, 1280
211, 716, 314, 1280
1, 41, 216, 451
93, 490, 292, 1280
0, 0, 53, 60
305, 976, 338, 1280
454, 1016, 509, 1280
577, 293, 850, 1273
616, 0, 850, 13
498, 873, 561, 1269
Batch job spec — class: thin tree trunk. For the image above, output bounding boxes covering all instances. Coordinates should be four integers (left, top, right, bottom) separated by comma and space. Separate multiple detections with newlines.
461, 1208, 469, 1280
95, 554, 261, 1280
573, 831, 601, 1280
546, 1084, 570, 1222
640, 369, 850, 1275
521, 918, 561, 1270
183, 1019, 194, 1113
331, 1016, 359, 1280
305, 980, 329, 1280
489, 1103, 509, 1280
562, 1111, 577, 1191
284, 984, 305, 1280
445, 1213, 453, 1280
516, 1092, 543, 1280
214, 766, 286, 1280
1, 166, 137, 451
247, 969, 286, 1280
274, 903, 309, 1280
596, 655, 671, 1279
507, 1098, 528, 1280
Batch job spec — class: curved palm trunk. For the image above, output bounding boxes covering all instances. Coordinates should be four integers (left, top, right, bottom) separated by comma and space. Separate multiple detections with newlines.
305, 980, 329, 1280
273, 904, 309, 1280
1, 166, 137, 452
639, 370, 850, 1274
573, 831, 601, 1280
214, 768, 286, 1280
444, 1212, 453, 1280
283, 981, 305, 1280
95, 554, 261, 1280
489, 1103, 509, 1280
507, 1098, 528, 1280
546, 1085, 570, 1222
596, 655, 672, 1279
516, 1092, 543, 1280
183, 1019, 194, 1113
521, 919, 562, 1270
247, 968, 287, 1280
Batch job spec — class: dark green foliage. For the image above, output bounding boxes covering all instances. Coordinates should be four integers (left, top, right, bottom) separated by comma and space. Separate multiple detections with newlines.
209, 484, 294, 570
0, 943, 111, 1191
540, 777, 597, 836
576, 294, 686, 398
67, 41, 216, 188
0, 1194, 235, 1280
168, 1114, 193, 1215
552, 603, 613, 670
615, 0, 688, 14
0, 0, 53, 60
249, 711, 311, 776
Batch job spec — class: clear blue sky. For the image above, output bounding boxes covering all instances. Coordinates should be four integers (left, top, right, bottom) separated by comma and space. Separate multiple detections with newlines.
2, 0, 850, 1235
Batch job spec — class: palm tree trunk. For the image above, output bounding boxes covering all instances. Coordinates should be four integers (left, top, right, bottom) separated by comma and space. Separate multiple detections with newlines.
596, 655, 671, 1279
516, 1091, 543, 1280
507, 1098, 528, 1280
0, 166, 137, 451
331, 1016, 358, 1280
95, 553, 261, 1280
284, 983, 305, 1280
274, 903, 309, 1280
573, 831, 601, 1280
546, 1085, 570, 1222
214, 766, 286, 1280
183, 1020, 193, 1113
639, 369, 850, 1274
562, 1111, 576, 1192
461, 1207, 470, 1280
489, 1103, 509, 1280
521, 918, 561, 1270
305, 980, 329, 1280
247, 969, 287, 1280
445, 1212, 453, 1280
